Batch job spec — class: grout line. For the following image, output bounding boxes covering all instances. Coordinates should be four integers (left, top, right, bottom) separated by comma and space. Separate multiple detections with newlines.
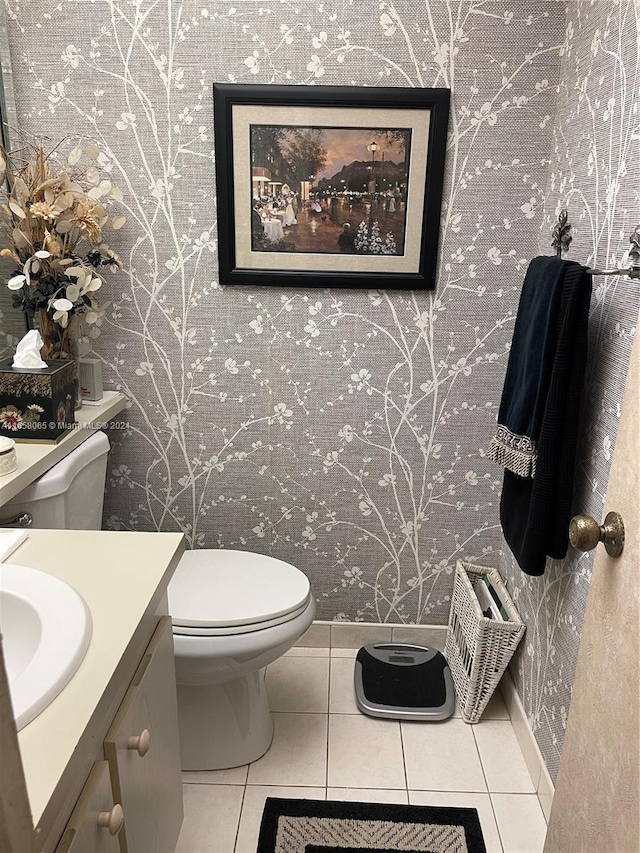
324, 655, 330, 714
490, 791, 547, 797
488, 793, 506, 853
398, 721, 410, 795
325, 653, 331, 790
404, 786, 492, 794
325, 712, 330, 791
269, 708, 334, 715
472, 726, 505, 853
232, 783, 247, 853
243, 782, 326, 788
470, 725, 490, 793
471, 726, 505, 851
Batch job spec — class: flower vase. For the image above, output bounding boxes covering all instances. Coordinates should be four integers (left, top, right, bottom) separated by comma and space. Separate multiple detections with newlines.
37, 309, 83, 410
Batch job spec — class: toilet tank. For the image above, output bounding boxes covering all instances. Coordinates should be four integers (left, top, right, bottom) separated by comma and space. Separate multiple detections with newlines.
1, 431, 111, 530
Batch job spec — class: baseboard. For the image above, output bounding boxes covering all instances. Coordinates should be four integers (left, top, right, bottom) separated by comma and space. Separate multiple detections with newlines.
296, 620, 448, 651
499, 668, 555, 823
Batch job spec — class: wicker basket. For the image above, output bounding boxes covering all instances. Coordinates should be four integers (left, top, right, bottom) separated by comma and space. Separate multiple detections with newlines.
445, 561, 525, 724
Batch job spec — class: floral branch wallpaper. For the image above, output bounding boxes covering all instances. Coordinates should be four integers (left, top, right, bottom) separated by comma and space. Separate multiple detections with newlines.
3, 0, 638, 781
501, 0, 639, 782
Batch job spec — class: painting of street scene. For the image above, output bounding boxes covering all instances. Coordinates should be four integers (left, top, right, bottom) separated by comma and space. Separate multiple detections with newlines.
250, 125, 411, 256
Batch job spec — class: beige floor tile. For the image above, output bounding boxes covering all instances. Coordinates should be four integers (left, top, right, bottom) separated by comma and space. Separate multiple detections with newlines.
328, 714, 405, 789
181, 765, 248, 785
479, 690, 510, 720
491, 793, 547, 853
402, 718, 486, 792
247, 713, 327, 787
327, 787, 409, 804
409, 790, 503, 853
330, 647, 360, 658
329, 656, 359, 713
235, 786, 325, 853
174, 642, 541, 853
473, 720, 536, 792
176, 784, 243, 853
266, 656, 329, 713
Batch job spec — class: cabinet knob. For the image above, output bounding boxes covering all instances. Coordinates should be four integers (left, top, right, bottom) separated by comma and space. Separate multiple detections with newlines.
127, 728, 151, 757
97, 804, 124, 836
569, 511, 625, 557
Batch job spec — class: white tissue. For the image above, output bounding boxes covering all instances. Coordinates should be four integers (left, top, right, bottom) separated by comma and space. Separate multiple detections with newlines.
12, 329, 47, 369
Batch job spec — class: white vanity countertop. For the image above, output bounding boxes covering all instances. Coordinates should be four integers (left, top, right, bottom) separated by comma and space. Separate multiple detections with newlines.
12, 529, 185, 830
0, 391, 128, 509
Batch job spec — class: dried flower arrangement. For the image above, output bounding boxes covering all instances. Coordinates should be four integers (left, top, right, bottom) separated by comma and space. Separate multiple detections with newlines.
0, 138, 124, 359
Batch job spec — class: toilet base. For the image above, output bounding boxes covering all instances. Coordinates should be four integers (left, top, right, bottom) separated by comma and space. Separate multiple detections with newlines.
177, 669, 273, 770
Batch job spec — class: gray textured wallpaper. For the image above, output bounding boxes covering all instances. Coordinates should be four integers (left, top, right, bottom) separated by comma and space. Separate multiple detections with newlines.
5, 0, 564, 621
3, 0, 638, 781
500, 0, 640, 783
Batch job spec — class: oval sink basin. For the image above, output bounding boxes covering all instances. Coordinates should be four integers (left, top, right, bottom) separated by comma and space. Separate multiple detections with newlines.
0, 564, 91, 730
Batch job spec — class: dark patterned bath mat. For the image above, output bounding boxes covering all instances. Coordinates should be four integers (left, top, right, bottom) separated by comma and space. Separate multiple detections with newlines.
257, 797, 487, 853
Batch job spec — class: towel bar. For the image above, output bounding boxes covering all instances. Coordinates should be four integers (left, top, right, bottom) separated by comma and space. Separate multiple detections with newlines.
552, 209, 640, 280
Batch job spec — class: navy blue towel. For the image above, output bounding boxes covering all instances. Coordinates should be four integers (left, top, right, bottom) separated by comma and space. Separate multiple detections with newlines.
489, 257, 592, 575
488, 256, 571, 476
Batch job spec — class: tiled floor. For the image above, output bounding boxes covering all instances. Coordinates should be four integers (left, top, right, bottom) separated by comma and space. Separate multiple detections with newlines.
176, 647, 548, 853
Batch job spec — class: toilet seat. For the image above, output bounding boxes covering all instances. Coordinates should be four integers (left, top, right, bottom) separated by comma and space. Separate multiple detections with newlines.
172, 597, 312, 637
168, 549, 311, 637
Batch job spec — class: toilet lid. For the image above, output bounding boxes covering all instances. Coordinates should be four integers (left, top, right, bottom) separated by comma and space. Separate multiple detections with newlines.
168, 549, 311, 630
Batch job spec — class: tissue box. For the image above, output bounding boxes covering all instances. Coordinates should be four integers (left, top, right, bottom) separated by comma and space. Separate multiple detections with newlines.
0, 359, 76, 442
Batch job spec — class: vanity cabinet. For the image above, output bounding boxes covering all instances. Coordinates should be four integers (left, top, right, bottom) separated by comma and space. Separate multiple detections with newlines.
15, 530, 186, 853
55, 762, 122, 853
104, 617, 183, 853
53, 617, 183, 853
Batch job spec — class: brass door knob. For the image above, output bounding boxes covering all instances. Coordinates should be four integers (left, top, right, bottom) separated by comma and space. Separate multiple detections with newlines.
569, 511, 625, 557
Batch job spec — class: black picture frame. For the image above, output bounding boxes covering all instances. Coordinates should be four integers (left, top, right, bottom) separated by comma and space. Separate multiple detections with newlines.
213, 83, 450, 290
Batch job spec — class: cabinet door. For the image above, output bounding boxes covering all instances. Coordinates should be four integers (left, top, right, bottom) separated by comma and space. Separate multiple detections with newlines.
104, 618, 183, 853
55, 762, 122, 853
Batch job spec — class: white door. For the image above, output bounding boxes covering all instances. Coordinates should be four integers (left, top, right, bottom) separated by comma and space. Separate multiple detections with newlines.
544, 311, 639, 852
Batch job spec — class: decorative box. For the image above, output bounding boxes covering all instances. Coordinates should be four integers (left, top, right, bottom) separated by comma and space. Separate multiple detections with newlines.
0, 359, 76, 443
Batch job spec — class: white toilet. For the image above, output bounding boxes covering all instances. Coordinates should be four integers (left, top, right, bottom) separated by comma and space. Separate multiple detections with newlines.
4, 432, 315, 771
1, 431, 111, 529
169, 549, 315, 770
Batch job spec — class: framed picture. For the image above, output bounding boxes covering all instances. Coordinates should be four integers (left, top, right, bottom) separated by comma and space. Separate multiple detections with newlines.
213, 84, 450, 290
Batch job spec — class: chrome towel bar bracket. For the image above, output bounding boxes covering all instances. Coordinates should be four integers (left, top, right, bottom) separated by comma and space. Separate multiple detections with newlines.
551, 209, 640, 280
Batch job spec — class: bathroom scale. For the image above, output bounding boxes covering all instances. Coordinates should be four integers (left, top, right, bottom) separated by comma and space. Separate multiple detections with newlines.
354, 644, 455, 721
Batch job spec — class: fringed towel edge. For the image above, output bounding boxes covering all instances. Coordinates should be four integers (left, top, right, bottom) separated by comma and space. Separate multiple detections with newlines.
487, 425, 537, 478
